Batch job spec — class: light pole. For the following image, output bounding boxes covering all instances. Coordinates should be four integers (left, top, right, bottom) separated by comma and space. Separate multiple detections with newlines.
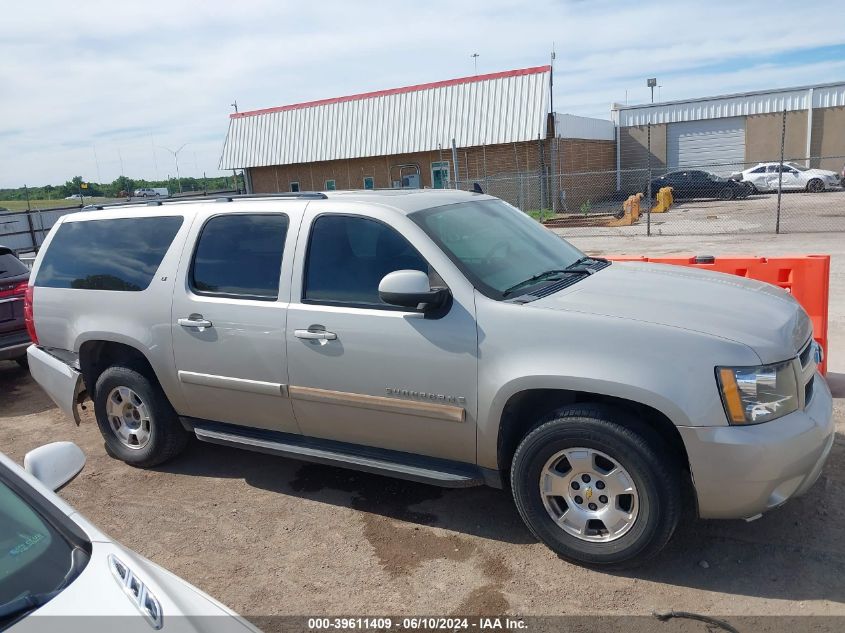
158, 144, 188, 193
647, 77, 657, 103
471, 53, 479, 75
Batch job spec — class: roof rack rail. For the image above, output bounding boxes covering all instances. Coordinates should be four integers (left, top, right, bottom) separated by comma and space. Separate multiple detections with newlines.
76, 192, 329, 212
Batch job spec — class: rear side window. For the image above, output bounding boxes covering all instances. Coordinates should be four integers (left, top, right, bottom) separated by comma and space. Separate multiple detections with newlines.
35, 217, 183, 291
0, 252, 28, 279
191, 214, 288, 300
303, 214, 428, 307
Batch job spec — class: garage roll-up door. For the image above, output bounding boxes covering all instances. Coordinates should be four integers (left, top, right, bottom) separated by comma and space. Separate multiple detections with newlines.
667, 117, 746, 176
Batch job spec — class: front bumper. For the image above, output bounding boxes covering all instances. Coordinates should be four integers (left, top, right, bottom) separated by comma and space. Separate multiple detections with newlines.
678, 372, 834, 519
27, 345, 85, 424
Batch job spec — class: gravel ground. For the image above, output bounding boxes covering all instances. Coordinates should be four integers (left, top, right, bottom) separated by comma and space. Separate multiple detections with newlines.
1, 232, 844, 626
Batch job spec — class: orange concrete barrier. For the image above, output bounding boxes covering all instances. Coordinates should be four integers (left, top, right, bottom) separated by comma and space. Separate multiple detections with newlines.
606, 255, 830, 374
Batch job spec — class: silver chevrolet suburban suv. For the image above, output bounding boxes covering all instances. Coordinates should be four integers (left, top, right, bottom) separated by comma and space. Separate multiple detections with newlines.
26, 190, 833, 567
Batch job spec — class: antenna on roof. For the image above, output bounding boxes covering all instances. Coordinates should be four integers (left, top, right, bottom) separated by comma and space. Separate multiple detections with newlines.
231, 100, 238, 113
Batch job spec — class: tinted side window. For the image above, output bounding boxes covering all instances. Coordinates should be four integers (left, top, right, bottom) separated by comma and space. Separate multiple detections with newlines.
35, 217, 183, 291
191, 214, 288, 300
304, 215, 427, 306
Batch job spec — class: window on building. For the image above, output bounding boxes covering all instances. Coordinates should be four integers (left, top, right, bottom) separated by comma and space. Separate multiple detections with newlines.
431, 161, 450, 189
34, 216, 184, 291
303, 215, 429, 308
325, 179, 336, 191
290, 182, 300, 192
191, 214, 289, 301
363, 176, 375, 190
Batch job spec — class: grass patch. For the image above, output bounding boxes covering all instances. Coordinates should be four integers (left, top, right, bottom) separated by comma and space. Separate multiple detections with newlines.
0, 198, 122, 212
525, 209, 553, 221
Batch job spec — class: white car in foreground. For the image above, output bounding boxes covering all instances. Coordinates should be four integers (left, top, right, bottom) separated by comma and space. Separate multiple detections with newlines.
736, 162, 841, 193
1, 442, 256, 633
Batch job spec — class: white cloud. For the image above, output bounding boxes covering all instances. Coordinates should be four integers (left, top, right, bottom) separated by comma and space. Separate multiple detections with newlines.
1, 0, 842, 187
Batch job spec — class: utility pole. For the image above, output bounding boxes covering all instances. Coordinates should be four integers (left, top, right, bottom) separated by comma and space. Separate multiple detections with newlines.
92, 144, 101, 184
471, 53, 479, 75
150, 134, 160, 181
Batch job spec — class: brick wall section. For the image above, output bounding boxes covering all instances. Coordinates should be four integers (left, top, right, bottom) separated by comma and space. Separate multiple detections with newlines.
247, 137, 617, 211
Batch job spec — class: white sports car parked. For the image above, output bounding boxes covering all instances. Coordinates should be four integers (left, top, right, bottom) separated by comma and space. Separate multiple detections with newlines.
1, 442, 257, 632
736, 162, 841, 193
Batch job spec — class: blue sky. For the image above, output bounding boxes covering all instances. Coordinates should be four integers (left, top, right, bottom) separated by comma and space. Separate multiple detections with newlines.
1, 0, 843, 188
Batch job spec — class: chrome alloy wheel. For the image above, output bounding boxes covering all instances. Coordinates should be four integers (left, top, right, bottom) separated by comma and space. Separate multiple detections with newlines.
540, 447, 639, 542
105, 386, 152, 450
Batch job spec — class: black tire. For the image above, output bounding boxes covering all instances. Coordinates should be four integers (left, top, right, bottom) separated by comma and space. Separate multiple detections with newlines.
510, 404, 681, 569
94, 365, 188, 467
14, 355, 28, 369
806, 178, 824, 193
719, 186, 735, 200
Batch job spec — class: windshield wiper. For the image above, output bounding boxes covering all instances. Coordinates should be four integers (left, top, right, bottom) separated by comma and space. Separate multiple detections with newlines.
0, 590, 61, 623
0, 546, 89, 626
502, 268, 590, 297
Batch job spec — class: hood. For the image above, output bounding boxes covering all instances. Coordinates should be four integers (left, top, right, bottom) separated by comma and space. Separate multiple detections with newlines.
26, 542, 257, 632
531, 262, 811, 363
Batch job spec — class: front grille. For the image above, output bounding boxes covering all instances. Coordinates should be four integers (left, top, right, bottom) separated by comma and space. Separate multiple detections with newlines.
799, 339, 813, 368
804, 375, 815, 405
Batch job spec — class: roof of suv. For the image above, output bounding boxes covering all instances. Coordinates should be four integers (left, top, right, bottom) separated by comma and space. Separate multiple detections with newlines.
78, 189, 488, 219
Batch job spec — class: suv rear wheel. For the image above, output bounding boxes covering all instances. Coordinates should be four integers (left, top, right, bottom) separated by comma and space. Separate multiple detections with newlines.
510, 404, 681, 568
93, 365, 188, 467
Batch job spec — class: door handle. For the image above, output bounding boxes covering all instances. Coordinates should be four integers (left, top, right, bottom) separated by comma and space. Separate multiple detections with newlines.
178, 315, 213, 330
294, 329, 337, 340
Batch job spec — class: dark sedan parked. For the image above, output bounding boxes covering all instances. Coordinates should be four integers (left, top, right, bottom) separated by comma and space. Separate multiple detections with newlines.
647, 169, 750, 200
0, 246, 31, 367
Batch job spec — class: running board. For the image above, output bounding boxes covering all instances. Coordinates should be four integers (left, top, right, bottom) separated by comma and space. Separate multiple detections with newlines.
191, 421, 484, 488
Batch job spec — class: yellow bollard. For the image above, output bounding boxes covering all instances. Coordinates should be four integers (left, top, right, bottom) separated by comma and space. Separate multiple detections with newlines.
608, 193, 643, 226
652, 186, 673, 213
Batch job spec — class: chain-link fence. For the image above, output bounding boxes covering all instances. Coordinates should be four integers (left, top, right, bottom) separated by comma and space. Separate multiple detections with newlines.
456, 153, 845, 237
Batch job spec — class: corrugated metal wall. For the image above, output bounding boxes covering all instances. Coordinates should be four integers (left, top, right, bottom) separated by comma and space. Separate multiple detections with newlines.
615, 81, 845, 127
220, 68, 550, 169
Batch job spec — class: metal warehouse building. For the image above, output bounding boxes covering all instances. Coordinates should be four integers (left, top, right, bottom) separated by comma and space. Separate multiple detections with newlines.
219, 65, 616, 210
613, 81, 845, 180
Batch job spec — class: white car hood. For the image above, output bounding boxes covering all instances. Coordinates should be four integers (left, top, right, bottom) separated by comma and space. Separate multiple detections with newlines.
531, 262, 811, 364
13, 539, 258, 633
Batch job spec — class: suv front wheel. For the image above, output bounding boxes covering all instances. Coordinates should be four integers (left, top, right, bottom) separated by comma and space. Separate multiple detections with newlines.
93, 365, 188, 467
511, 404, 681, 568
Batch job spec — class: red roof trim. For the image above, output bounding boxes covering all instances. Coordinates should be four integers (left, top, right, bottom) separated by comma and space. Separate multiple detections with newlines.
230, 65, 551, 119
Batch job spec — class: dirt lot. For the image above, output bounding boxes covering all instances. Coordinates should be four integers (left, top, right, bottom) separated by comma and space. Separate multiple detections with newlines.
560, 189, 845, 237
1, 232, 844, 626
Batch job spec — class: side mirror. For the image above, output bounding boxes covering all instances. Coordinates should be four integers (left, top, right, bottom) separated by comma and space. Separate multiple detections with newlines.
378, 270, 450, 312
24, 441, 85, 491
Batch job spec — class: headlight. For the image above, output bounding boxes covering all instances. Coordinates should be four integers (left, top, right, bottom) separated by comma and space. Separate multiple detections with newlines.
716, 361, 799, 424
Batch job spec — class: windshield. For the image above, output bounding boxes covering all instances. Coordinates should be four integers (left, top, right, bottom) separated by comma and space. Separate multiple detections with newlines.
0, 473, 86, 625
410, 199, 584, 299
